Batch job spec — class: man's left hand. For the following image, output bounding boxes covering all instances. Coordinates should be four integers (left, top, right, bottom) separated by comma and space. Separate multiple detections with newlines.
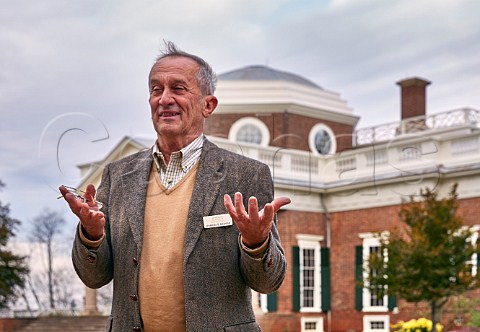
224, 192, 291, 248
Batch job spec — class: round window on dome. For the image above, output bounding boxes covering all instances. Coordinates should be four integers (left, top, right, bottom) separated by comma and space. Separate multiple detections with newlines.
236, 124, 262, 145
229, 117, 270, 146
309, 124, 336, 155
314, 130, 331, 154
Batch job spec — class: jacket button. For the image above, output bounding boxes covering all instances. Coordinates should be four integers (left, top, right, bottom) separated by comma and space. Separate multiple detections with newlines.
86, 255, 96, 264
133, 257, 138, 266
267, 258, 273, 267
133, 327, 141, 332
130, 294, 138, 301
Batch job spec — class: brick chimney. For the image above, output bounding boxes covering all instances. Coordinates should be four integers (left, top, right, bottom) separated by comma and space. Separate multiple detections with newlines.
396, 77, 431, 120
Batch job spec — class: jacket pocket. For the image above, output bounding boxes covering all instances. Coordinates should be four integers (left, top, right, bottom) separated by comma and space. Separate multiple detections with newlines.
224, 320, 261, 332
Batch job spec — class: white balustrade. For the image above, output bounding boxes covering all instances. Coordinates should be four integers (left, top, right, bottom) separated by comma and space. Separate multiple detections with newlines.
209, 108, 480, 189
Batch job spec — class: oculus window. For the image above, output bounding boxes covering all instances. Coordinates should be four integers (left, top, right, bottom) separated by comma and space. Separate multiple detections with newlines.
309, 124, 336, 155
229, 117, 270, 146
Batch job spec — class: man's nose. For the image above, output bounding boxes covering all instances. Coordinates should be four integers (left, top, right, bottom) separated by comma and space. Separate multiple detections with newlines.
158, 89, 174, 105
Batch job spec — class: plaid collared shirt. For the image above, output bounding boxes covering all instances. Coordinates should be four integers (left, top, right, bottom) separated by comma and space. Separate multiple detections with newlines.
152, 135, 204, 189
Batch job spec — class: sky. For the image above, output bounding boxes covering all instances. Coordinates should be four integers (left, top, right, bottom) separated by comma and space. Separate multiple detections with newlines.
1, 0, 480, 239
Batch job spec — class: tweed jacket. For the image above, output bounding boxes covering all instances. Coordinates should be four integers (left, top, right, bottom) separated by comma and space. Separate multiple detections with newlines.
72, 139, 287, 332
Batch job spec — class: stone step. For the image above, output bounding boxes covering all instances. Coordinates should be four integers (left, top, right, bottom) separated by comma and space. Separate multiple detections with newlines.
14, 316, 107, 332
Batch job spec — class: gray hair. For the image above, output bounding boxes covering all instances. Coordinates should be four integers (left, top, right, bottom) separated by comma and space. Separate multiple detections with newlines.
151, 41, 217, 95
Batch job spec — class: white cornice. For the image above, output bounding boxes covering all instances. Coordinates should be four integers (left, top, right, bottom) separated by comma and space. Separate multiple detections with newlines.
276, 173, 480, 213
215, 80, 355, 117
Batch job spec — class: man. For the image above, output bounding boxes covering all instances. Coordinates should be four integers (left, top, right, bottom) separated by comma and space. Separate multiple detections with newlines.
60, 41, 290, 332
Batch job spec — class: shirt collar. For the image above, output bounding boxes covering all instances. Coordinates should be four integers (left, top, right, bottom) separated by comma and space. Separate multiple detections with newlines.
152, 134, 205, 170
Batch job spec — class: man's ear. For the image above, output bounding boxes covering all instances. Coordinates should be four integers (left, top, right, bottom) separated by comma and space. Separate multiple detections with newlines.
202, 95, 218, 118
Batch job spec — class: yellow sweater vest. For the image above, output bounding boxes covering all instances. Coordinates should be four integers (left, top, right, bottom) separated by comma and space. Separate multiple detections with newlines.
138, 162, 199, 332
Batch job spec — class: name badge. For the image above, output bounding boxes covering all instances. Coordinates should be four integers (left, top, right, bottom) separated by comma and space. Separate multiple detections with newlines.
203, 214, 233, 228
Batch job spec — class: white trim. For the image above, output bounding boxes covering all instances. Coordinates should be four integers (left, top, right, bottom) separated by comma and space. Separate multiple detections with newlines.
301, 317, 325, 332
228, 117, 270, 146
363, 315, 390, 332
359, 232, 376, 240
359, 232, 389, 240
309, 123, 337, 155
215, 80, 356, 119
297, 234, 324, 245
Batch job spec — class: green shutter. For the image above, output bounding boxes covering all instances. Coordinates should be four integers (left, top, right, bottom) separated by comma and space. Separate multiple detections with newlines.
388, 294, 397, 311
477, 249, 480, 269
292, 246, 301, 312
355, 245, 363, 311
267, 292, 277, 312
320, 247, 331, 312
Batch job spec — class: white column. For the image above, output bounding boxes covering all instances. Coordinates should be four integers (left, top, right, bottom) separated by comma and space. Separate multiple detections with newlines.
82, 286, 99, 315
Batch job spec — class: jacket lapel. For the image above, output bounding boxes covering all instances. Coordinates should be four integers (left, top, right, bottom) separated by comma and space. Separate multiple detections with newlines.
120, 149, 153, 253
184, 140, 225, 263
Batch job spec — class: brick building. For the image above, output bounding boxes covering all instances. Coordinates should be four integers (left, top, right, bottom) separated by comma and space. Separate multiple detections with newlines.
77, 65, 480, 331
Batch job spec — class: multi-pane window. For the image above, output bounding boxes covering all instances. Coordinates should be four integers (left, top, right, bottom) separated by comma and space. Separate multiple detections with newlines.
370, 321, 385, 329
302, 248, 316, 308
363, 315, 389, 332
305, 321, 317, 330
360, 234, 388, 312
368, 246, 385, 307
297, 234, 323, 312
236, 124, 262, 145
301, 317, 324, 332
466, 226, 479, 276
229, 117, 270, 146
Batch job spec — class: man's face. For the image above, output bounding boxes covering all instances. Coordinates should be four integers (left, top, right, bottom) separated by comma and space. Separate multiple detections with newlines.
148, 56, 216, 142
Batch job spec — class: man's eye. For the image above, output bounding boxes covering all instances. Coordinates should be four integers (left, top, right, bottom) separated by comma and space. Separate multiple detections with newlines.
173, 86, 186, 91
151, 87, 162, 94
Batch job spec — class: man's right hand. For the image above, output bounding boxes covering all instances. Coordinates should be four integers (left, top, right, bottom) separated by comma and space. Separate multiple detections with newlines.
59, 184, 105, 241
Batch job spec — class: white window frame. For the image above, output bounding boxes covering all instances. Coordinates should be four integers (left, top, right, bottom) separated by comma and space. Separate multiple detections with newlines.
308, 123, 336, 155
297, 234, 324, 312
259, 293, 268, 313
228, 117, 270, 146
467, 225, 479, 276
363, 315, 390, 332
359, 233, 389, 313
251, 290, 268, 313
301, 316, 324, 332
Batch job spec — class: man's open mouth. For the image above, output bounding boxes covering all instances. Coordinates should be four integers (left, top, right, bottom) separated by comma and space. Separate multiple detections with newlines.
160, 111, 181, 117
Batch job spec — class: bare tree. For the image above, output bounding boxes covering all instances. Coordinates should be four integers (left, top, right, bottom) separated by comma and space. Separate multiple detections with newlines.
25, 272, 43, 311
29, 209, 66, 310
53, 268, 77, 308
